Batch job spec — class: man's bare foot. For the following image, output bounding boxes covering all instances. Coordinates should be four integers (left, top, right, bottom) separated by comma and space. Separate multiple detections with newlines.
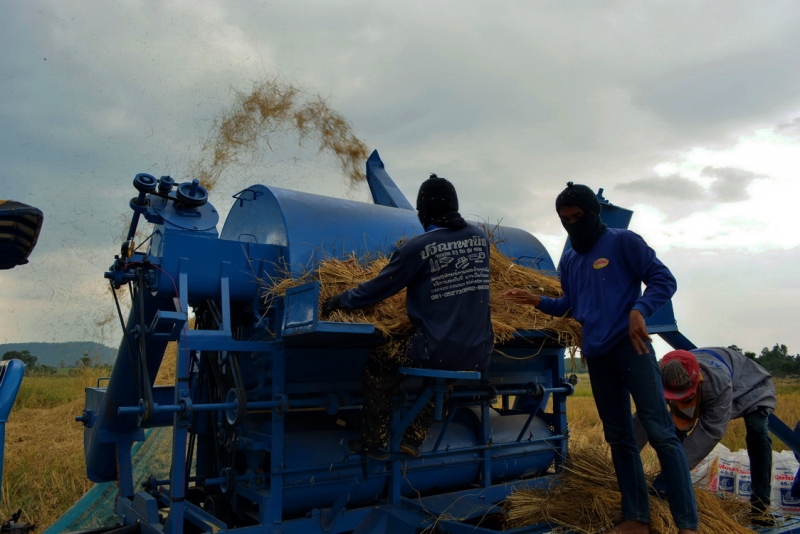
603, 520, 650, 534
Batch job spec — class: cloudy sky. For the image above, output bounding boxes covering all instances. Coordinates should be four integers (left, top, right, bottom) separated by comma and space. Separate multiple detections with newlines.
2, 1, 800, 358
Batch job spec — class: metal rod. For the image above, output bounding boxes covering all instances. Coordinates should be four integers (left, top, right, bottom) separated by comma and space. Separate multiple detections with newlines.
118, 399, 283, 416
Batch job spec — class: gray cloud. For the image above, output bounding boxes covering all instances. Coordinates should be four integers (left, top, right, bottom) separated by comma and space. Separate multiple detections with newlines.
616, 175, 707, 200
702, 167, 766, 203
634, 53, 800, 126
616, 167, 765, 207
776, 117, 800, 135
2, 0, 800, 356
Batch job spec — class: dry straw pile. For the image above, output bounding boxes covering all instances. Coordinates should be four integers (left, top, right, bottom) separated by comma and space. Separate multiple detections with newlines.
264, 239, 583, 351
504, 445, 753, 534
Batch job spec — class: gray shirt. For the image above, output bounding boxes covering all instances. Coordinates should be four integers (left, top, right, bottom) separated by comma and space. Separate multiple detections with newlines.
634, 346, 776, 469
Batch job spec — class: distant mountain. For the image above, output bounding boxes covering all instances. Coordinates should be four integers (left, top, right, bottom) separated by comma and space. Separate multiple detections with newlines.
0, 342, 117, 367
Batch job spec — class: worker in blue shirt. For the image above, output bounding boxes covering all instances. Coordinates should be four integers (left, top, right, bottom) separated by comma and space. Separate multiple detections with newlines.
502, 182, 697, 534
323, 175, 494, 460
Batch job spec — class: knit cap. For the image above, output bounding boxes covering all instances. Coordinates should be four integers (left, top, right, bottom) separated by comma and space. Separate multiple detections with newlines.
555, 182, 601, 216
416, 174, 458, 217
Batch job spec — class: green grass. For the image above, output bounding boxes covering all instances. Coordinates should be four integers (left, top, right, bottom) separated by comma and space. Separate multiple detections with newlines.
569, 373, 594, 397
13, 368, 111, 409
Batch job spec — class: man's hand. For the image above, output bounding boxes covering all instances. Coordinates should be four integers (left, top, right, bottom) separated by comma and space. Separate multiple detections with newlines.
322, 294, 344, 315
629, 309, 651, 355
500, 288, 541, 307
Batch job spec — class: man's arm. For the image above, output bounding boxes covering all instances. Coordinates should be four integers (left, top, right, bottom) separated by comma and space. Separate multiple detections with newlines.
625, 231, 677, 318
623, 231, 677, 354
500, 288, 573, 317
502, 254, 573, 316
500, 288, 540, 306
338, 248, 418, 310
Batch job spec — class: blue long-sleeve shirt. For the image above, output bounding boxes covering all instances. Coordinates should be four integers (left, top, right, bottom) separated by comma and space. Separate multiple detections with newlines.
538, 228, 676, 356
339, 224, 494, 371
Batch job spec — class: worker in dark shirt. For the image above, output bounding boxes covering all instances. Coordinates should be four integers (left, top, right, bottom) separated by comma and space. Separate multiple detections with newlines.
501, 183, 697, 534
323, 175, 494, 460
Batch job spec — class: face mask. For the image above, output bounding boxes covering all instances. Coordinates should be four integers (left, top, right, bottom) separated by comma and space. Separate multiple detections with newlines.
668, 393, 701, 431
675, 404, 697, 420
562, 214, 606, 253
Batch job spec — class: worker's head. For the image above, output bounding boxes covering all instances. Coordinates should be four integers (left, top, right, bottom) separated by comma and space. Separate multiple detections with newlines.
554, 182, 606, 253
660, 350, 701, 401
416, 174, 467, 230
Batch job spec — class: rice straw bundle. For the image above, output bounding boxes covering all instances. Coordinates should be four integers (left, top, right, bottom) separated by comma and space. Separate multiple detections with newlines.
503, 445, 753, 533
265, 255, 413, 338
190, 80, 369, 192
487, 241, 581, 348
261, 240, 583, 352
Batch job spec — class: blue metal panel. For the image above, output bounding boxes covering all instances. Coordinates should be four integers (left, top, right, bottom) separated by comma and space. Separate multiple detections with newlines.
366, 150, 415, 210
597, 188, 633, 229
83, 292, 173, 483
283, 281, 376, 337
491, 225, 556, 273
153, 232, 281, 301
0, 359, 24, 423
220, 185, 553, 279
151, 193, 219, 232
0, 359, 24, 498
768, 414, 800, 456
221, 183, 422, 277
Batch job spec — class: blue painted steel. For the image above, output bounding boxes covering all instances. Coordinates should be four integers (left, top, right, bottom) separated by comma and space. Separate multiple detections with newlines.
83, 294, 170, 483
768, 414, 800, 456
219, 186, 553, 278
366, 150, 415, 210
75, 154, 579, 533
0, 359, 25, 499
0, 360, 24, 423
283, 281, 377, 338
596, 188, 633, 229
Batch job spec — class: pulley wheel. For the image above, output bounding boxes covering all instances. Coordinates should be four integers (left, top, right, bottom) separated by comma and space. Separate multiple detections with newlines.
133, 173, 158, 193
176, 179, 209, 208
225, 387, 246, 426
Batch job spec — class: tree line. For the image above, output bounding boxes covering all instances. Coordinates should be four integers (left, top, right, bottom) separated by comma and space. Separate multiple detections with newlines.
5, 343, 799, 378
569, 343, 799, 378
1, 350, 110, 375
729, 343, 800, 378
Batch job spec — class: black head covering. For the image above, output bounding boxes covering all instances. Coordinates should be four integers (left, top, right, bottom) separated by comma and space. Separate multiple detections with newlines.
416, 174, 467, 230
555, 182, 606, 253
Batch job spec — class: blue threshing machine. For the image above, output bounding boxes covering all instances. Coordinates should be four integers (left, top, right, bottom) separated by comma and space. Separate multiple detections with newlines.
11, 151, 797, 533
